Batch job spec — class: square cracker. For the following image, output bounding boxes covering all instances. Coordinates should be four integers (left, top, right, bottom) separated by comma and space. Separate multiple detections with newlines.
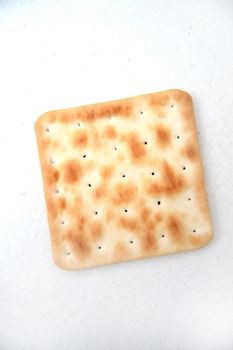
35, 89, 213, 270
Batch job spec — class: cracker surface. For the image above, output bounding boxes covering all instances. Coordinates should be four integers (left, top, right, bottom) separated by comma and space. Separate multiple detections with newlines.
35, 90, 213, 270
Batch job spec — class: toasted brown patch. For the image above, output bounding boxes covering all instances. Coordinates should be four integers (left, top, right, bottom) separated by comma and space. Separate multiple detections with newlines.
99, 103, 132, 118
118, 217, 138, 231
63, 160, 82, 184
100, 165, 113, 179
73, 195, 83, 207
140, 206, 151, 223
48, 113, 56, 123
171, 91, 193, 125
189, 232, 211, 247
114, 241, 129, 259
155, 124, 171, 148
162, 161, 185, 194
59, 112, 71, 123
182, 143, 198, 161
105, 208, 114, 223
98, 105, 110, 117
68, 196, 84, 219
112, 183, 137, 205
149, 93, 169, 107
111, 104, 124, 116
194, 173, 210, 218
85, 109, 96, 122
78, 102, 132, 121
146, 217, 156, 232
72, 233, 90, 258
72, 130, 88, 148
167, 214, 185, 244
171, 90, 189, 101
41, 138, 58, 152
115, 103, 132, 118
180, 91, 192, 105
58, 197, 66, 210
90, 221, 103, 241
148, 161, 185, 196
47, 197, 57, 220
126, 133, 146, 163
104, 125, 117, 139
181, 110, 193, 122
141, 231, 157, 253
93, 184, 106, 200
76, 214, 86, 231
155, 212, 163, 223
45, 166, 60, 186
40, 137, 50, 150
66, 227, 89, 257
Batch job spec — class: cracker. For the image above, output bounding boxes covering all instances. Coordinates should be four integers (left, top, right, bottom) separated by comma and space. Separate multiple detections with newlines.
35, 89, 213, 270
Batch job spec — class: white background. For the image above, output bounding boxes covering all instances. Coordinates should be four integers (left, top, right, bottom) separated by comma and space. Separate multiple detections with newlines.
0, 1, 233, 349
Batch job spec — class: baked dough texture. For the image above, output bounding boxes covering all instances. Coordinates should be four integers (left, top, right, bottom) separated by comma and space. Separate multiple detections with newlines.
35, 89, 213, 270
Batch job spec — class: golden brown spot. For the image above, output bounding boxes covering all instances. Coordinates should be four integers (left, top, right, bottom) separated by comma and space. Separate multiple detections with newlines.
182, 143, 198, 160
85, 109, 96, 121
105, 208, 114, 223
189, 232, 212, 247
69, 215, 89, 258
118, 217, 138, 231
68, 197, 84, 220
111, 104, 123, 115
114, 241, 129, 259
194, 173, 210, 219
58, 197, 66, 210
73, 195, 83, 208
72, 233, 90, 257
90, 221, 103, 241
155, 124, 171, 148
98, 105, 110, 117
72, 130, 88, 148
104, 125, 117, 139
94, 184, 106, 200
181, 110, 193, 122
180, 91, 192, 104
140, 206, 151, 223
47, 197, 57, 220
148, 161, 185, 196
162, 161, 185, 194
113, 103, 132, 118
171, 90, 192, 105
126, 133, 146, 163
149, 93, 169, 107
99, 103, 132, 119
146, 218, 156, 232
77, 108, 96, 122
48, 113, 56, 123
180, 96, 193, 123
45, 166, 59, 186
100, 165, 113, 179
76, 214, 86, 232
59, 112, 70, 123
112, 183, 137, 205
155, 212, 163, 223
138, 205, 157, 251
167, 214, 185, 244
41, 137, 50, 149
63, 160, 82, 184
140, 231, 157, 253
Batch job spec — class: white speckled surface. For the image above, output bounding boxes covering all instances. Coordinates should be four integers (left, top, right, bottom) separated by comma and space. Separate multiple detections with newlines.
0, 1, 233, 349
